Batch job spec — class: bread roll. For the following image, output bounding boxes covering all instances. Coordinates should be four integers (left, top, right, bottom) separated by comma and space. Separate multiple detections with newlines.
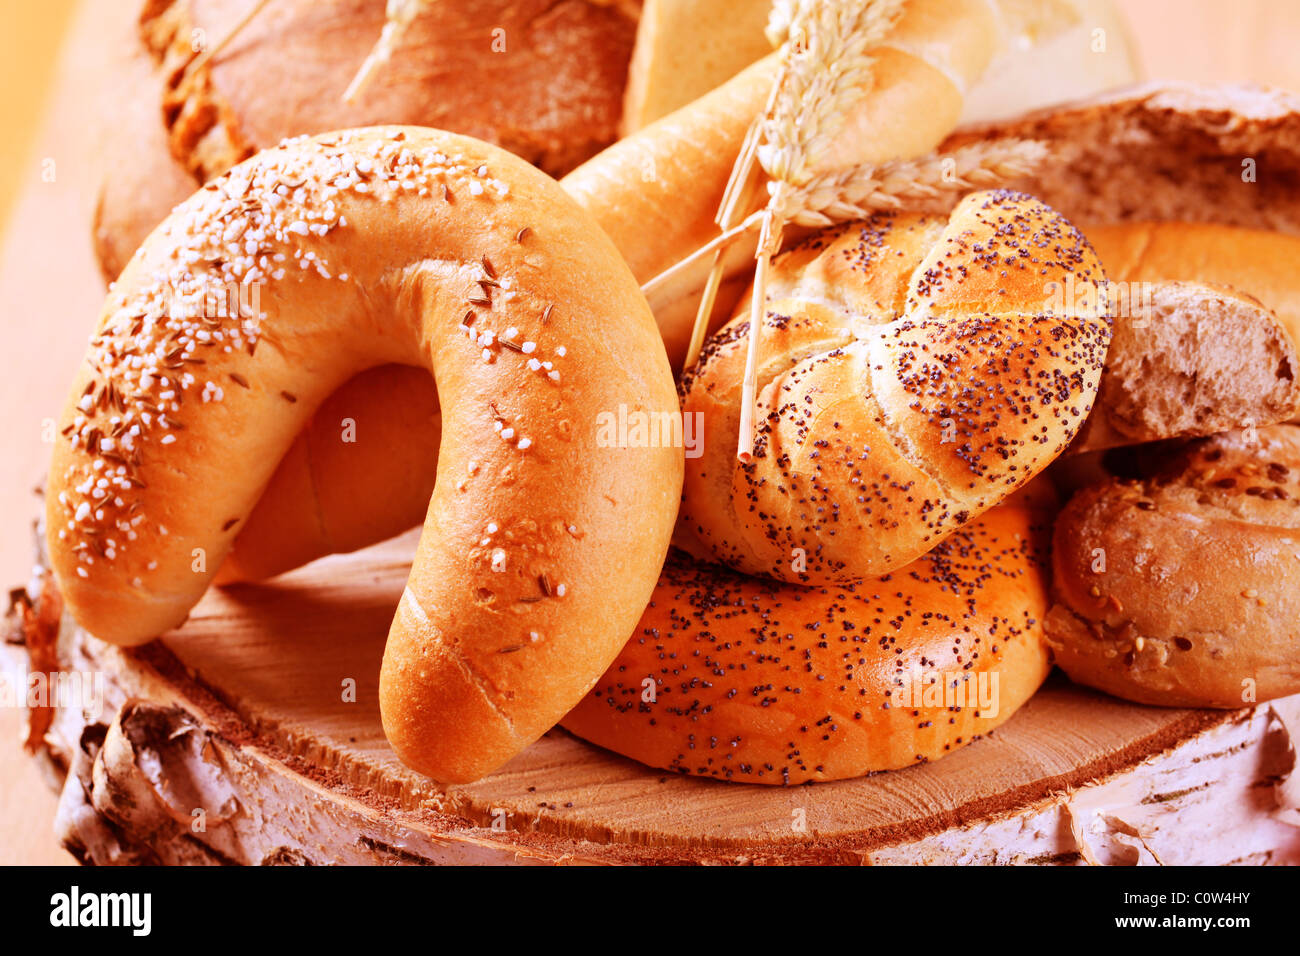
563, 484, 1056, 784
676, 190, 1110, 584
47, 128, 682, 784
1071, 280, 1300, 452
1047, 424, 1300, 708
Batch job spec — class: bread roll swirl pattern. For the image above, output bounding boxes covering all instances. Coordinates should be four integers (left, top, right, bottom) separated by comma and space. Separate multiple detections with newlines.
46, 127, 682, 783
676, 190, 1111, 584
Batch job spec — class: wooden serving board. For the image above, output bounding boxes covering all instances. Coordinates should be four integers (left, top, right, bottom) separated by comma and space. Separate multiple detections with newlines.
8, 528, 1299, 865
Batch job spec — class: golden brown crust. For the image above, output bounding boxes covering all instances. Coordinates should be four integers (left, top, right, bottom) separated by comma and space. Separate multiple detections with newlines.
47, 128, 682, 784
563, 486, 1056, 784
216, 365, 440, 583
1047, 424, 1300, 707
676, 191, 1111, 584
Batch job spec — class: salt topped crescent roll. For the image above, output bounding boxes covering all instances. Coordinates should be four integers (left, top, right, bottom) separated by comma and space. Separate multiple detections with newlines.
46, 128, 682, 783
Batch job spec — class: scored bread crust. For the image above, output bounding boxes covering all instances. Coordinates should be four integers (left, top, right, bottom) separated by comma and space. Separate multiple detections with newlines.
562, 483, 1057, 785
47, 127, 682, 784
675, 190, 1111, 584
1047, 424, 1300, 708
94, 0, 640, 280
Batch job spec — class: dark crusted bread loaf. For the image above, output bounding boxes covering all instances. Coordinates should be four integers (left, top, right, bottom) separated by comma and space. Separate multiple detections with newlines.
945, 83, 1300, 237
1047, 424, 1300, 707
94, 0, 639, 279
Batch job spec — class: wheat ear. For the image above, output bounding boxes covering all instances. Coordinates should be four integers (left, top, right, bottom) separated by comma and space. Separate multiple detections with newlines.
788, 139, 1048, 225
736, 0, 906, 461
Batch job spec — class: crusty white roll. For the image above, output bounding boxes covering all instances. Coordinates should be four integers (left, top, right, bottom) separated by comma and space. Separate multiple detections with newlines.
563, 482, 1056, 784
46, 127, 682, 783
1047, 424, 1300, 708
675, 190, 1110, 584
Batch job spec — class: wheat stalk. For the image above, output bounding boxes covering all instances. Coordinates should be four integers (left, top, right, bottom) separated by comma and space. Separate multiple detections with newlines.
682, 72, 780, 372
756, 0, 907, 190
643, 138, 1046, 303
687, 0, 907, 376
787, 139, 1048, 225
734, 0, 906, 461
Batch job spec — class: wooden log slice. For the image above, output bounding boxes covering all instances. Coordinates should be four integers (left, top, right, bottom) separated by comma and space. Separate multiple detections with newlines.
5, 529, 1299, 865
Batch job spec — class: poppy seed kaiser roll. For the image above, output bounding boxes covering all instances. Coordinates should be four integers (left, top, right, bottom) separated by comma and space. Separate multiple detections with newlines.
675, 190, 1111, 585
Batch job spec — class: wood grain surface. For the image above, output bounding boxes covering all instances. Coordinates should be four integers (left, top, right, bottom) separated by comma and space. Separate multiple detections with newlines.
3, 0, 1300, 864
158, 529, 1243, 847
